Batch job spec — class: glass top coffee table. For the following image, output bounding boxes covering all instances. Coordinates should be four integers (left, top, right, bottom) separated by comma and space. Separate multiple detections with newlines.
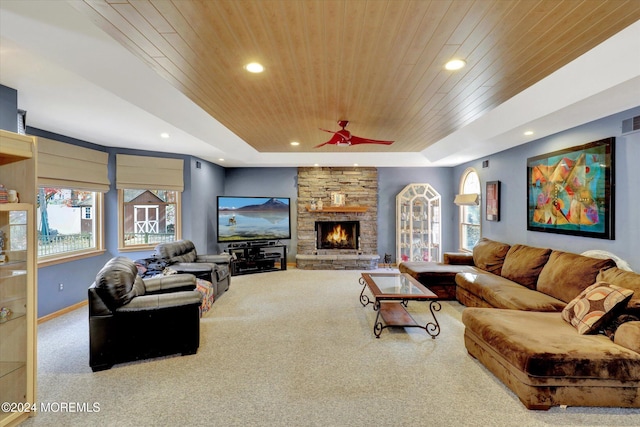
359, 272, 441, 339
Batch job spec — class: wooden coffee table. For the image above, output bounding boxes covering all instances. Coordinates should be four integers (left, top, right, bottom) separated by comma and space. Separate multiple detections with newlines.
359, 272, 441, 338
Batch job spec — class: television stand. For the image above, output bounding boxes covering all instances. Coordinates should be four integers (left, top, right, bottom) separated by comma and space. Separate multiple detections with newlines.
227, 243, 287, 276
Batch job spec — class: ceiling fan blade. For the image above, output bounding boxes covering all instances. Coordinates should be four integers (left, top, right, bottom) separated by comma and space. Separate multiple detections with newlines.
349, 135, 394, 145
314, 132, 343, 148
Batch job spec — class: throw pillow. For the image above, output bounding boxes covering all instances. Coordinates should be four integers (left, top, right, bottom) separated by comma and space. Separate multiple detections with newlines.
500, 244, 551, 289
561, 282, 634, 335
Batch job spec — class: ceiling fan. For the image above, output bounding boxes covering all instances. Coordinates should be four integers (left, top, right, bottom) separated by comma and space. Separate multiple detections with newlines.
314, 120, 394, 148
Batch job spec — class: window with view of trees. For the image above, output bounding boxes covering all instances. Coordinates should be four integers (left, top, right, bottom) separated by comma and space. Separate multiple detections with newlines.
119, 189, 180, 249
459, 169, 481, 251
37, 187, 102, 259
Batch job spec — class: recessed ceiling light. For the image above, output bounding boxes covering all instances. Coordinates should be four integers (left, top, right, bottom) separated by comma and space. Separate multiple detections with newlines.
524, 130, 534, 136
244, 62, 264, 73
160, 132, 170, 138
444, 59, 466, 71
353, 163, 359, 167
218, 158, 225, 162
314, 163, 319, 167
290, 141, 300, 146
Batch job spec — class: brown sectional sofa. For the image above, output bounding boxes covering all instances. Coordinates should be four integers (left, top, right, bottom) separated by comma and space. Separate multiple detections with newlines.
400, 238, 640, 409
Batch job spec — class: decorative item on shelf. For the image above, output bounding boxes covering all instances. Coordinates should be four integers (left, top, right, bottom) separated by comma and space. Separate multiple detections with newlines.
316, 198, 323, 210
383, 253, 392, 269
0, 307, 12, 323
310, 199, 317, 211
0, 184, 8, 203
0, 229, 5, 263
7, 189, 18, 203
330, 192, 346, 207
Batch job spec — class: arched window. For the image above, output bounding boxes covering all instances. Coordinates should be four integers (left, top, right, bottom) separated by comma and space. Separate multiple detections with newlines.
458, 168, 481, 251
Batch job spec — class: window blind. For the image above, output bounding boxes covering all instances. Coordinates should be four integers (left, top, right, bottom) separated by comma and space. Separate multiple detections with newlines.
116, 154, 184, 191
38, 137, 110, 192
454, 193, 480, 206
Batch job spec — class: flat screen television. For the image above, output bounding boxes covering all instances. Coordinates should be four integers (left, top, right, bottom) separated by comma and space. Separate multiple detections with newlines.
217, 196, 291, 243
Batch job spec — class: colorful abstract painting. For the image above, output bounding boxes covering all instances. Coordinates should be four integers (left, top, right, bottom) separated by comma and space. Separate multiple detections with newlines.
527, 138, 614, 239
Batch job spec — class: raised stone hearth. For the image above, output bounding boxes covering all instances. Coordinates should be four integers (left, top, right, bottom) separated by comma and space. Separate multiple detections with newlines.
296, 167, 379, 270
296, 254, 379, 270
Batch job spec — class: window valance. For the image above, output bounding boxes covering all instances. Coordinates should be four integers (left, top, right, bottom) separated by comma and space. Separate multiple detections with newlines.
454, 193, 480, 206
116, 154, 184, 192
38, 137, 110, 192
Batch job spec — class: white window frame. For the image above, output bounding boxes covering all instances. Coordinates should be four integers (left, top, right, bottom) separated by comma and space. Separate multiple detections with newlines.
459, 168, 481, 252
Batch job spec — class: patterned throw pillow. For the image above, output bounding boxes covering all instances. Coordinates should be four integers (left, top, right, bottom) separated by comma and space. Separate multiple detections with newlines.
561, 282, 634, 335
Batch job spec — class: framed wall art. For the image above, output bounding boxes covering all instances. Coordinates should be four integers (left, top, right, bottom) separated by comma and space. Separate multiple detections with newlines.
526, 137, 615, 239
330, 192, 346, 207
486, 181, 500, 221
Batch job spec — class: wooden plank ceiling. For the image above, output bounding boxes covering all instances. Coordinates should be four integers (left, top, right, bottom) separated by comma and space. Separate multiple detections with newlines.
73, 0, 640, 153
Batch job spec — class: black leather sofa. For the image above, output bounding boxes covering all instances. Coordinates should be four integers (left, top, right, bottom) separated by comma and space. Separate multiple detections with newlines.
89, 256, 203, 371
154, 240, 231, 298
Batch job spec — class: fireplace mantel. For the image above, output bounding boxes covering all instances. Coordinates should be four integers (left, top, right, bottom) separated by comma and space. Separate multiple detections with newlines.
305, 205, 368, 213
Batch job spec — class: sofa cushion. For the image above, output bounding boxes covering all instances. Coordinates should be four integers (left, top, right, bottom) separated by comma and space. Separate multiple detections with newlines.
500, 244, 552, 289
400, 262, 474, 281
456, 270, 566, 311
462, 308, 640, 381
536, 251, 616, 303
472, 238, 511, 275
561, 282, 634, 334
603, 313, 640, 340
95, 257, 144, 310
155, 240, 198, 263
443, 252, 474, 265
614, 321, 640, 354
597, 267, 640, 314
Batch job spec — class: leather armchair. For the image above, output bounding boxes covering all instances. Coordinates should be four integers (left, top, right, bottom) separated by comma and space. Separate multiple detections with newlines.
89, 256, 203, 371
154, 240, 231, 298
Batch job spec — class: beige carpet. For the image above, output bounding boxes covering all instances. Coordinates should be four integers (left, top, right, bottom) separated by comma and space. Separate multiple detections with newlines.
21, 268, 640, 426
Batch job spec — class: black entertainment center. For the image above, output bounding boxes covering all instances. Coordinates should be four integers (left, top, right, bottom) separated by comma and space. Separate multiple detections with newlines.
217, 196, 291, 275
227, 242, 287, 276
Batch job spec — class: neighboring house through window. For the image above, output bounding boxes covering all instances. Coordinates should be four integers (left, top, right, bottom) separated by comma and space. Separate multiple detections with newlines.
37, 188, 102, 259
120, 189, 180, 248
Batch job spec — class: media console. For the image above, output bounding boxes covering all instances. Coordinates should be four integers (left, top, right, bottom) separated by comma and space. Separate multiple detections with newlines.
227, 242, 287, 276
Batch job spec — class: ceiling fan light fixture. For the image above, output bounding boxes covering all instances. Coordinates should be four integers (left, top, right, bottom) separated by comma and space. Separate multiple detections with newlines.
445, 59, 466, 71
244, 62, 264, 73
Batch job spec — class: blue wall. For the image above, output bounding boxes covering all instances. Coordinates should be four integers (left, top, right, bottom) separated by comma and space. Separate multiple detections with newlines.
188, 158, 226, 254
453, 106, 640, 271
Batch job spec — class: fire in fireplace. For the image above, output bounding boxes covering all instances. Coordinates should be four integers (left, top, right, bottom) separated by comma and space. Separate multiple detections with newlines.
315, 221, 360, 250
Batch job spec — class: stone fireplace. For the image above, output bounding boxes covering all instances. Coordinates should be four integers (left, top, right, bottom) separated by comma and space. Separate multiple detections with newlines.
296, 167, 379, 269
